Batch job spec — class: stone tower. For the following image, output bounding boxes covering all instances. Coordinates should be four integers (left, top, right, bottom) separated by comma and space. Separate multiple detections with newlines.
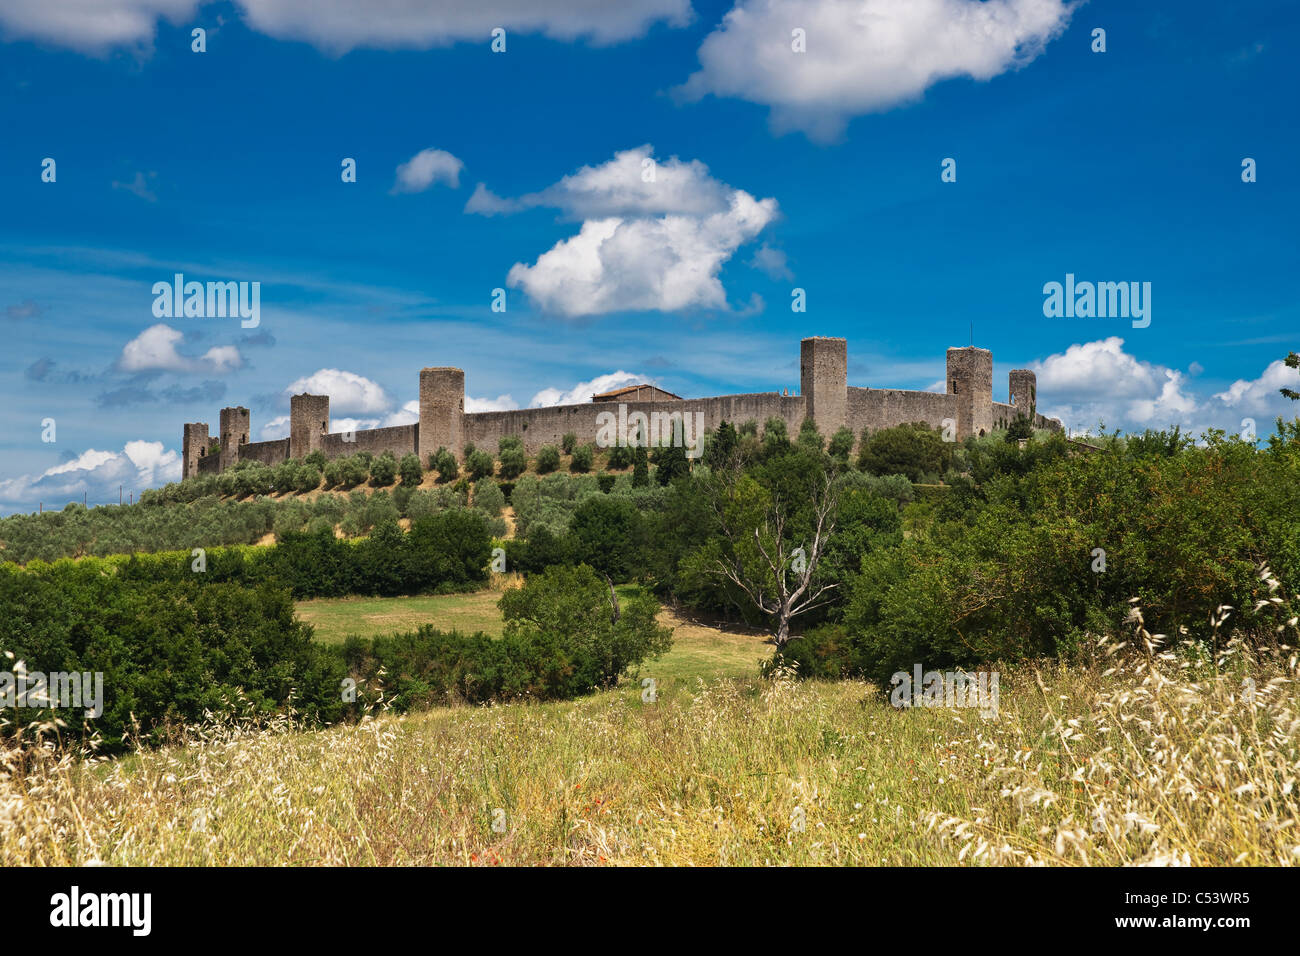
1008, 369, 1037, 421
182, 422, 209, 479
219, 406, 250, 471
800, 336, 847, 436
290, 393, 330, 460
418, 367, 464, 460
946, 347, 993, 440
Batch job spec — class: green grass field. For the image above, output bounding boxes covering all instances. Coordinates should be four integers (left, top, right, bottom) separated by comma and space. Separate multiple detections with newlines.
296, 588, 768, 695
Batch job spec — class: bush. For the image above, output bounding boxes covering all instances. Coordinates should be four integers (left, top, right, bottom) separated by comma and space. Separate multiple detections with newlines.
0, 563, 344, 751
398, 453, 423, 487
567, 496, 643, 580
569, 444, 594, 473
858, 423, 953, 483
561, 432, 578, 455
607, 444, 634, 469
473, 478, 506, 517
429, 447, 459, 483
466, 449, 495, 481
828, 426, 855, 463
369, 452, 398, 487
536, 445, 561, 474
498, 445, 527, 480
497, 564, 673, 690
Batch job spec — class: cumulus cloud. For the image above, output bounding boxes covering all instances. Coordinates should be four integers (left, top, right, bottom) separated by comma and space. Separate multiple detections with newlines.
284, 368, 390, 415
0, 441, 181, 513
392, 148, 464, 194
492, 146, 778, 316
1032, 337, 1299, 439
234, 0, 692, 52
677, 0, 1074, 141
466, 394, 519, 413
260, 415, 291, 440
529, 371, 644, 408
117, 324, 243, 374
0, 0, 197, 51
0, 0, 692, 52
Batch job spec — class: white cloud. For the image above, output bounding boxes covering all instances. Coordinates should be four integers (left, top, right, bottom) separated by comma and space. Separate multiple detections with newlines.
260, 415, 290, 440
0, 0, 692, 52
0, 0, 197, 51
529, 370, 644, 407
497, 146, 778, 316
677, 0, 1074, 141
285, 368, 390, 415
0, 441, 181, 512
1213, 360, 1300, 417
466, 394, 519, 413
464, 183, 524, 216
382, 400, 421, 427
331, 417, 382, 434
236, 0, 692, 51
392, 148, 464, 194
1032, 338, 1299, 438
117, 324, 243, 374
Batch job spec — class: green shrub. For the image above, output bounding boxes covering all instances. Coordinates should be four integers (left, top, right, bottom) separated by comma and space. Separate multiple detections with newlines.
569, 444, 594, 473
398, 453, 423, 487
536, 445, 561, 474
561, 432, 578, 455
467, 449, 495, 481
369, 452, 398, 487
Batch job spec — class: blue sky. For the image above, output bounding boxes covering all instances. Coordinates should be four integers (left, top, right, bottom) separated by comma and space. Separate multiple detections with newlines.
1, 0, 1297, 513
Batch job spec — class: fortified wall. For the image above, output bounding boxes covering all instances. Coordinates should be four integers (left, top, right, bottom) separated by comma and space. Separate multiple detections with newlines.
181, 337, 1062, 478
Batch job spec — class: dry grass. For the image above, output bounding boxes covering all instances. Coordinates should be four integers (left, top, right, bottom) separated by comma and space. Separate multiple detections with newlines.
3, 602, 1296, 865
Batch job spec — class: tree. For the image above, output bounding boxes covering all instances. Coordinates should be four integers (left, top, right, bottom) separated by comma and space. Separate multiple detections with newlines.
467, 449, 495, 481
701, 465, 840, 648
827, 426, 855, 464
652, 442, 690, 485
1282, 352, 1299, 401
398, 453, 423, 486
369, 452, 398, 486
536, 444, 561, 474
569, 444, 594, 473
561, 432, 578, 455
705, 420, 739, 469
429, 447, 459, 483
632, 443, 650, 487
858, 423, 952, 482
1005, 414, 1034, 443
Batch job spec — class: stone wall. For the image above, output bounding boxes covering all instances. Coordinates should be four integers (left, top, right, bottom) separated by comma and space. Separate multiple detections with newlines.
461, 392, 806, 455
183, 336, 1063, 475
846, 386, 956, 437
238, 438, 290, 467
320, 424, 417, 460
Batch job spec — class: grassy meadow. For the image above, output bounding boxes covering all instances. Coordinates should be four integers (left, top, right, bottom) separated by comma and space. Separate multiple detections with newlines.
3, 591, 1297, 867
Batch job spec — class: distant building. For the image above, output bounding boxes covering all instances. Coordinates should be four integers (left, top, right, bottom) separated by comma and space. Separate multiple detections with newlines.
591, 384, 683, 403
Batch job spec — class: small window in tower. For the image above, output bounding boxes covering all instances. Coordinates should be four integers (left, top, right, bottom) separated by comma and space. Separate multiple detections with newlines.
321, 420, 326, 431
242, 433, 247, 444
951, 380, 959, 394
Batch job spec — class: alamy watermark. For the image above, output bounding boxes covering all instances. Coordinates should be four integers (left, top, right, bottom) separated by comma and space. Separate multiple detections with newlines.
0, 664, 103, 718
152, 272, 260, 328
1043, 273, 1150, 328
890, 664, 999, 718
594, 403, 705, 458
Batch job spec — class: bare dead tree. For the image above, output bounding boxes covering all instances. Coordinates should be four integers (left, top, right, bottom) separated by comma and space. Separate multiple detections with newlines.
705, 466, 840, 648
